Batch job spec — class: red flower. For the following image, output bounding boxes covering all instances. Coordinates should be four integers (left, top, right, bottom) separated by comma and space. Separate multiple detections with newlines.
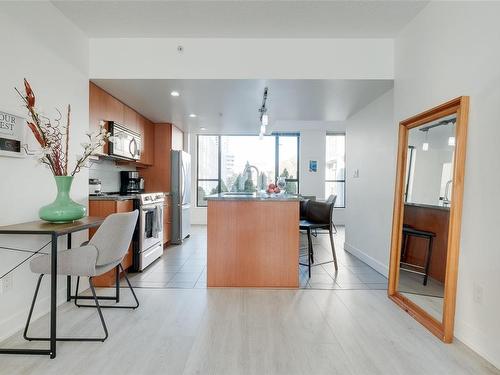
24, 78, 35, 108
27, 122, 46, 147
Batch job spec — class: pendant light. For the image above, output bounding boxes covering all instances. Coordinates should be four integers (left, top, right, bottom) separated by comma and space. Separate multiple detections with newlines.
422, 130, 429, 151
258, 87, 269, 135
448, 122, 456, 146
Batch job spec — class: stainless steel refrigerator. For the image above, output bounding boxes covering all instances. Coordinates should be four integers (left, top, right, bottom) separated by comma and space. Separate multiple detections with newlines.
171, 150, 191, 244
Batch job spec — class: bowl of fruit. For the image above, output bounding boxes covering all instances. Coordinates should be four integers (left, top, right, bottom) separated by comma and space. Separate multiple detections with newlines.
266, 183, 281, 195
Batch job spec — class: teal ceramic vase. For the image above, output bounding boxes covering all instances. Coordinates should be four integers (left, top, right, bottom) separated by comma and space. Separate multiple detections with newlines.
39, 176, 86, 223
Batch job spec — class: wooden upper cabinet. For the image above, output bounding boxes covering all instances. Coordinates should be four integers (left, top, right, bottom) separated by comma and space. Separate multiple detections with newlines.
123, 105, 138, 133
140, 123, 172, 192
90, 81, 157, 165
89, 82, 107, 155
138, 115, 154, 166
105, 94, 124, 125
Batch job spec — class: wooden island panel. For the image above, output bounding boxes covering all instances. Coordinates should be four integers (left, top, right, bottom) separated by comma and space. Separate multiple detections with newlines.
207, 200, 299, 288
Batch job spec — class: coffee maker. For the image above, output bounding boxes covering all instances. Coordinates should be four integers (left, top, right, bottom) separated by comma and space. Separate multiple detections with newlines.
120, 171, 145, 195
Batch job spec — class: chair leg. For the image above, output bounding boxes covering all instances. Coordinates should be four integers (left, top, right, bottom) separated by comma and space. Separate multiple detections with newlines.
119, 264, 140, 309
423, 237, 434, 286
307, 228, 313, 278
115, 265, 120, 304
75, 265, 139, 309
74, 276, 80, 307
332, 222, 338, 235
88, 277, 109, 342
23, 274, 44, 341
329, 226, 339, 271
23, 275, 108, 342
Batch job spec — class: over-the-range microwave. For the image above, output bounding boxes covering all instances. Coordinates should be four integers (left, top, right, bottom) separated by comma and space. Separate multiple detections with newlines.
108, 121, 141, 161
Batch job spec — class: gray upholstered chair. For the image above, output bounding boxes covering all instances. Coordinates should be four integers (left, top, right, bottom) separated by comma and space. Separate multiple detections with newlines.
24, 210, 139, 343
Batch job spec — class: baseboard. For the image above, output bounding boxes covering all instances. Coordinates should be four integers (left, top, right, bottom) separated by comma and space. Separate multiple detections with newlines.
343, 242, 389, 277
455, 319, 500, 370
0, 277, 89, 343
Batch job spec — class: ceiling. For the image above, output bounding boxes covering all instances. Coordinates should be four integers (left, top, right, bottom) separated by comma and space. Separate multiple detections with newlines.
91, 79, 393, 133
52, 1, 428, 38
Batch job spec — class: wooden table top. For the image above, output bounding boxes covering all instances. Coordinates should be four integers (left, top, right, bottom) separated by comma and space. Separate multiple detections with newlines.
0, 216, 104, 236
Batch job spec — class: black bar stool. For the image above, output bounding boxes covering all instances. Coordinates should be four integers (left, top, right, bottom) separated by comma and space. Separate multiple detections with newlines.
400, 225, 436, 285
299, 196, 338, 278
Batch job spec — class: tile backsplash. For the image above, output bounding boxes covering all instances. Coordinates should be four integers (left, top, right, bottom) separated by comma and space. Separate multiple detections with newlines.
89, 158, 137, 193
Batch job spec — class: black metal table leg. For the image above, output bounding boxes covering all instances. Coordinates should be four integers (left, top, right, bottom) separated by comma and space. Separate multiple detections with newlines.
50, 234, 57, 359
307, 228, 313, 278
115, 265, 120, 303
66, 233, 72, 302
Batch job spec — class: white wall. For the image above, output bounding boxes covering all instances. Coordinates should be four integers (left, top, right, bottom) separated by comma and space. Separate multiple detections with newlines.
89, 159, 137, 193
0, 2, 89, 341
343, 90, 396, 275
394, 2, 500, 368
90, 38, 393, 80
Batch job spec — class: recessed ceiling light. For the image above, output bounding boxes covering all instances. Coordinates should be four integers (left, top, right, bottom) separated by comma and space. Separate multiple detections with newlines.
170, 91, 180, 97
189, 113, 197, 118
200, 127, 207, 131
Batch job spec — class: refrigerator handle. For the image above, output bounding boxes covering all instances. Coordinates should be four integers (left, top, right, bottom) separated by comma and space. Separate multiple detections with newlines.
180, 160, 186, 206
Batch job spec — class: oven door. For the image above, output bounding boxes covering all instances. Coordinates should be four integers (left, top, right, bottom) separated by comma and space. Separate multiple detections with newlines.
140, 204, 164, 252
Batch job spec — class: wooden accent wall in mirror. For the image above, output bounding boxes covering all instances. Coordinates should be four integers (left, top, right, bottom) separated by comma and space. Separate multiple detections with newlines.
388, 97, 469, 343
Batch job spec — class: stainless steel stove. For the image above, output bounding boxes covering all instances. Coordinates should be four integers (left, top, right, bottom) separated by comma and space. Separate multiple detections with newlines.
133, 192, 164, 271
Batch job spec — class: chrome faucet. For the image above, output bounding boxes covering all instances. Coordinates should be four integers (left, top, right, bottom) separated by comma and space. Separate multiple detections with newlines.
240, 164, 261, 191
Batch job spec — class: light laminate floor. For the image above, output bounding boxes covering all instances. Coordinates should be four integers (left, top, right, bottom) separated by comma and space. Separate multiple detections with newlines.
129, 225, 389, 290
1, 288, 498, 375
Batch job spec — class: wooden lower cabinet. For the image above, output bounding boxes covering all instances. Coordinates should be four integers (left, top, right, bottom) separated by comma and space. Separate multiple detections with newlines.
90, 199, 135, 287
163, 196, 172, 246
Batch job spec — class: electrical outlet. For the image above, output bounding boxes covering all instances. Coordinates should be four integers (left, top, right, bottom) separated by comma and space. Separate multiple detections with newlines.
1, 274, 13, 295
473, 282, 483, 304
353, 169, 360, 178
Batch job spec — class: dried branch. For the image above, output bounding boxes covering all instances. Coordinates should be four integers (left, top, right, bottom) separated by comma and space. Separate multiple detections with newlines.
16, 79, 109, 177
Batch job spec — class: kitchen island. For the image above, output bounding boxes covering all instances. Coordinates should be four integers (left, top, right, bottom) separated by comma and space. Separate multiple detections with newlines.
206, 193, 300, 288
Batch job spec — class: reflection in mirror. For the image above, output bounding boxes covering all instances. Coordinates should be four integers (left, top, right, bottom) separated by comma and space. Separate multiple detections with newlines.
397, 115, 456, 322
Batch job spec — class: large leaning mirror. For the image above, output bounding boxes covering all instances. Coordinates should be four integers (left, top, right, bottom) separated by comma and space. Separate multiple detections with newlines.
388, 97, 469, 343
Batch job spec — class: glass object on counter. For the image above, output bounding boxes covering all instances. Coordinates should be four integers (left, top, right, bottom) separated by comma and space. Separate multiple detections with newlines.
276, 176, 286, 191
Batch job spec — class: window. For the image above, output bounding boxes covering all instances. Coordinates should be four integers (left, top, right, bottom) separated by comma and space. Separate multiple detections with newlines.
277, 134, 299, 194
197, 135, 219, 206
325, 133, 345, 208
197, 134, 299, 207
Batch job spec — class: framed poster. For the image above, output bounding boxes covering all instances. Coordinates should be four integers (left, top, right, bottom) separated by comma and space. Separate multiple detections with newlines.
0, 110, 25, 158
309, 160, 318, 172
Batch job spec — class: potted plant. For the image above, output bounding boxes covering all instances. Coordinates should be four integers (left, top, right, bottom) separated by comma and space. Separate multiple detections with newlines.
16, 79, 109, 223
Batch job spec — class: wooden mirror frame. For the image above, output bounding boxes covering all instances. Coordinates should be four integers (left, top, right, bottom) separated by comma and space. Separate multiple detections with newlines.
388, 97, 469, 343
